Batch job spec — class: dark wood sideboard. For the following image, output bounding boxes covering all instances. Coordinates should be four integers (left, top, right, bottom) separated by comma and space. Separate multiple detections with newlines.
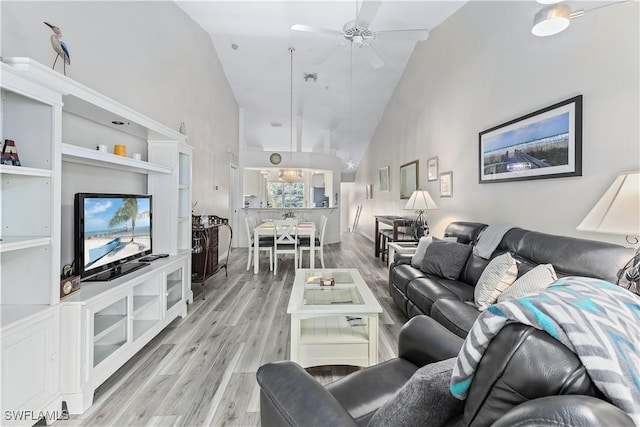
192, 215, 232, 298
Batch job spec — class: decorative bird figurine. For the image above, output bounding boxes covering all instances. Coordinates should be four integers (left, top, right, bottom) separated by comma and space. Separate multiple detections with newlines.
44, 22, 70, 75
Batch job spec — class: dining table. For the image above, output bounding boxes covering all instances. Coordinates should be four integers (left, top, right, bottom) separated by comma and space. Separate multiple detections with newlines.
253, 221, 317, 274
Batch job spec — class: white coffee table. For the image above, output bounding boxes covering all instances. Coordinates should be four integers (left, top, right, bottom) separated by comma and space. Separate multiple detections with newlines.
287, 268, 383, 368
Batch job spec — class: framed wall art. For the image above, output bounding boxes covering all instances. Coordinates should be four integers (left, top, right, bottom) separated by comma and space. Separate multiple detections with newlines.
479, 95, 582, 184
427, 157, 438, 181
399, 160, 418, 199
440, 171, 453, 197
379, 166, 390, 191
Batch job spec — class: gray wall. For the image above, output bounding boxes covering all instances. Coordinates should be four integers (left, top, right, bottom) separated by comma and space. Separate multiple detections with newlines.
2, 1, 239, 257
1, 0, 239, 220
347, 1, 639, 246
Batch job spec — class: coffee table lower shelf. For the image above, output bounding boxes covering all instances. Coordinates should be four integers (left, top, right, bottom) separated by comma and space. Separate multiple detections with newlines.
291, 314, 378, 368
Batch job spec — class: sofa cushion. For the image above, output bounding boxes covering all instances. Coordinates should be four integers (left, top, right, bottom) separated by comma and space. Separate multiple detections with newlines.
326, 358, 419, 426
368, 358, 464, 427
420, 240, 472, 280
390, 264, 427, 295
474, 252, 518, 311
406, 277, 473, 316
498, 264, 557, 302
411, 236, 433, 268
431, 299, 481, 338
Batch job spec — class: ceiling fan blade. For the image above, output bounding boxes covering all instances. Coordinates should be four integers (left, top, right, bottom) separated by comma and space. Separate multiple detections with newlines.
360, 44, 384, 69
291, 24, 343, 37
375, 29, 430, 41
355, 0, 382, 28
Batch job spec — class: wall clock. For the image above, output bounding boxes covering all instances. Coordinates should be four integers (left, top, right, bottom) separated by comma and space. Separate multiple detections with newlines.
269, 153, 282, 165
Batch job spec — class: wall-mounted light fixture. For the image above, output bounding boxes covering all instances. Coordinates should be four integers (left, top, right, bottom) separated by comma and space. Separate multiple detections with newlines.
532, 1, 628, 37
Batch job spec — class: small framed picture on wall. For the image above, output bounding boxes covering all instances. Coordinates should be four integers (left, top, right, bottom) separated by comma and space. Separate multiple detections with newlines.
379, 166, 390, 191
427, 157, 438, 181
440, 171, 453, 197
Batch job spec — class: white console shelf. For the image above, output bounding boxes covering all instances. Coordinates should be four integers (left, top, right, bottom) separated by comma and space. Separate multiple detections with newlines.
0, 57, 193, 424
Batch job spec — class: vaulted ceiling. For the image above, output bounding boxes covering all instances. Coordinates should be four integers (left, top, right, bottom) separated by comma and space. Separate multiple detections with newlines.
176, 1, 466, 171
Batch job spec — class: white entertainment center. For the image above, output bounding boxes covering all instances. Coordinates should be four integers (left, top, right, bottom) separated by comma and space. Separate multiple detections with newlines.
0, 58, 193, 423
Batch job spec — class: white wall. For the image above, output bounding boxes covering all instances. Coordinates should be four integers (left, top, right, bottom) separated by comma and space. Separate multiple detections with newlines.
2, 1, 239, 253
347, 1, 639, 247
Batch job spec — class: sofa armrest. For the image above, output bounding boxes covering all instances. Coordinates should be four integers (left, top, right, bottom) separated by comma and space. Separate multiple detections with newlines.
256, 361, 358, 427
492, 396, 635, 427
393, 253, 413, 266
398, 315, 464, 367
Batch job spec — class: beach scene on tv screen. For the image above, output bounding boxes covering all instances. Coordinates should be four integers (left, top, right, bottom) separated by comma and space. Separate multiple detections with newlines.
84, 197, 151, 270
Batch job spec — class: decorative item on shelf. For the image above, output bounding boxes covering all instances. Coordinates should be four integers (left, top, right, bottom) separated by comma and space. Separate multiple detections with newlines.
114, 144, 127, 156
440, 171, 453, 197
577, 171, 640, 294
479, 95, 582, 183
44, 22, 70, 75
2, 139, 21, 166
96, 144, 107, 153
279, 168, 303, 182
179, 122, 186, 135
132, 153, 142, 161
192, 214, 202, 226
427, 156, 438, 181
403, 189, 438, 239
207, 215, 228, 225
283, 210, 296, 219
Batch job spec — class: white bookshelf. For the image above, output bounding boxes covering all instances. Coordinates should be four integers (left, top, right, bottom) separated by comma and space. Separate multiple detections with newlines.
1, 57, 193, 421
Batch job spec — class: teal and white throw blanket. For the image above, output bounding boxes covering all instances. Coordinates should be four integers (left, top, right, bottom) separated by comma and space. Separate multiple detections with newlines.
450, 277, 640, 423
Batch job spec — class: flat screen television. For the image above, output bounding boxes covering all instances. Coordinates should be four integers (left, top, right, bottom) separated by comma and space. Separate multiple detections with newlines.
74, 193, 152, 281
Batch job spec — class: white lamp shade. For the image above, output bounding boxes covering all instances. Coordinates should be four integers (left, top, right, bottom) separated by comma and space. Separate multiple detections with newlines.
404, 190, 438, 211
532, 4, 571, 36
577, 172, 640, 236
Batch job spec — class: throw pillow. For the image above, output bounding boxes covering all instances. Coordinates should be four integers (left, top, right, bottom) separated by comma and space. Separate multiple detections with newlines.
420, 240, 472, 280
474, 252, 518, 311
498, 264, 558, 303
368, 358, 464, 427
411, 236, 433, 268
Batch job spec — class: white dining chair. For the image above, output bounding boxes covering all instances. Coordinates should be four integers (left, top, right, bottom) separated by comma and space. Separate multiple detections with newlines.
299, 215, 327, 268
273, 219, 298, 275
245, 216, 273, 271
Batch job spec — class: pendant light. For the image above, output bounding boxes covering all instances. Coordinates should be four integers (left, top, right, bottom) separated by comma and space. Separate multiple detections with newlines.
346, 41, 355, 170
279, 47, 303, 183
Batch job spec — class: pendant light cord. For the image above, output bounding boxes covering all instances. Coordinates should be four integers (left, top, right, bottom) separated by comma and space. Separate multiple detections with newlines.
289, 47, 294, 161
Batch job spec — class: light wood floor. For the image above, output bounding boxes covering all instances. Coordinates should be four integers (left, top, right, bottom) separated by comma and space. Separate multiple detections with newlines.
59, 232, 408, 427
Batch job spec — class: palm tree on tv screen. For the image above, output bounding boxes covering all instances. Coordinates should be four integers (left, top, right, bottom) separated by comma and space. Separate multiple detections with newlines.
108, 198, 148, 242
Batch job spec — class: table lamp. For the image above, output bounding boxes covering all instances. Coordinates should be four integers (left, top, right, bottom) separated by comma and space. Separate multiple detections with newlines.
404, 189, 438, 239
577, 171, 640, 292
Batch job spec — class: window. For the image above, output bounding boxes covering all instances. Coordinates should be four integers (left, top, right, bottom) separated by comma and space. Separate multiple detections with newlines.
267, 182, 304, 208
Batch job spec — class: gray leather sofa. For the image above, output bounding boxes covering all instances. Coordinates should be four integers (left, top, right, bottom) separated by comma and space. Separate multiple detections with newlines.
256, 315, 634, 426
389, 222, 635, 337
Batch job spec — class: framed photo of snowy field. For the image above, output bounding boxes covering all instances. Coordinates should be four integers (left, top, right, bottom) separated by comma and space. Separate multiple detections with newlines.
479, 95, 582, 183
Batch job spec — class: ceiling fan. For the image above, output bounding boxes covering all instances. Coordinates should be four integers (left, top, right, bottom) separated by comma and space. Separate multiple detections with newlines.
291, 0, 429, 69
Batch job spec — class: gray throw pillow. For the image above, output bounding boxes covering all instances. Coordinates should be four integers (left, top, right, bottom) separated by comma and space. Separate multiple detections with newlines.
474, 252, 518, 311
368, 358, 463, 427
411, 236, 433, 268
497, 264, 557, 302
420, 240, 472, 280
